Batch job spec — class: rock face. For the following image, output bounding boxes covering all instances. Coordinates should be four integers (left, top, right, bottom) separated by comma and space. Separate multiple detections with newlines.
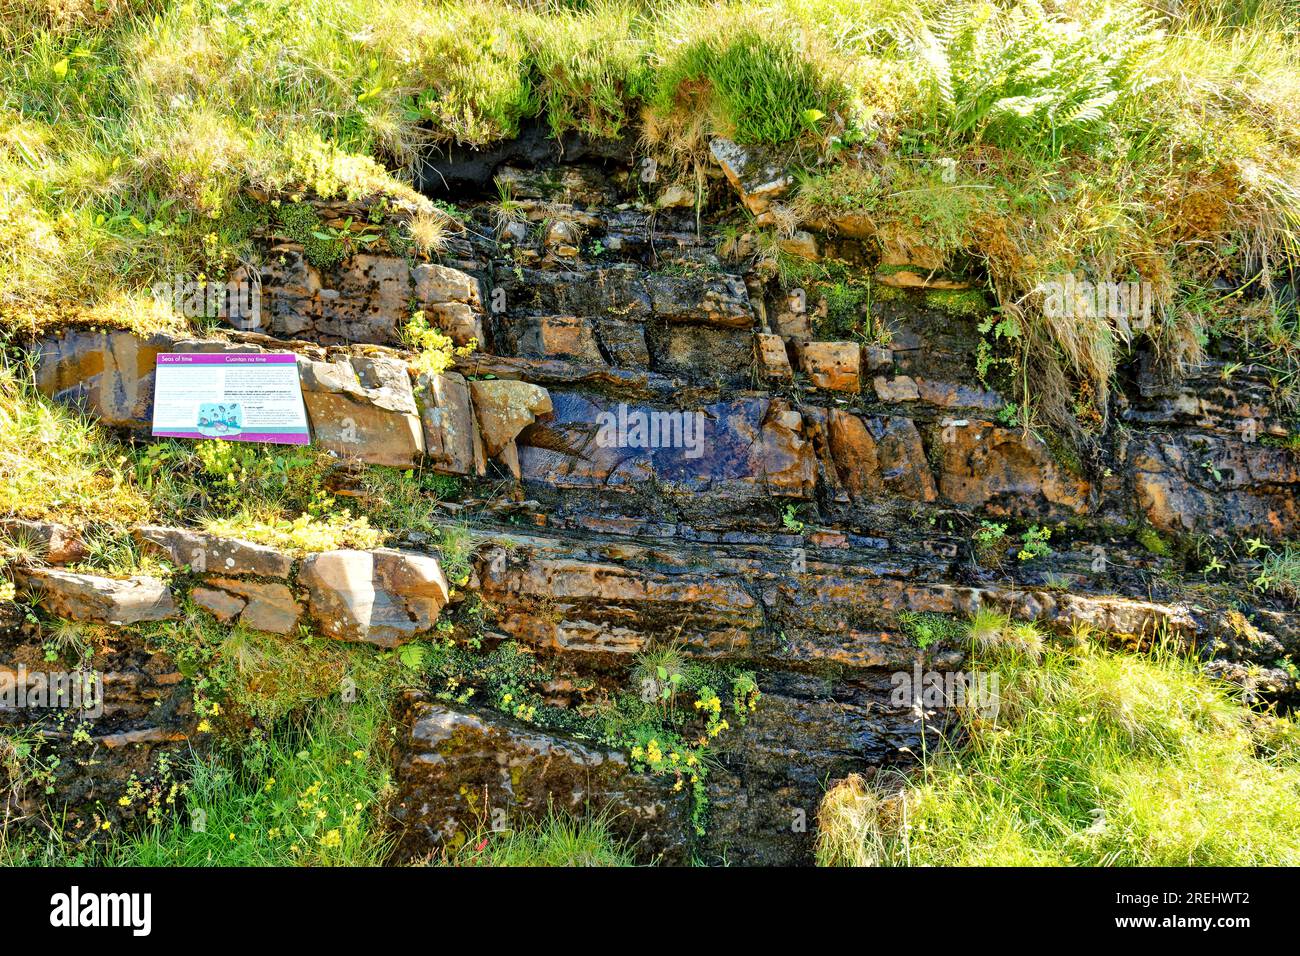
20, 569, 177, 625
256, 253, 485, 347
299, 548, 449, 646
19, 152, 1300, 867
828, 411, 936, 502
33, 330, 270, 430
936, 421, 1090, 516
0, 622, 196, 838
390, 696, 690, 863
298, 354, 425, 467
709, 137, 793, 224
1131, 434, 1300, 536
799, 341, 860, 392
417, 371, 484, 475
195, 578, 301, 634
517, 392, 815, 507
469, 379, 553, 457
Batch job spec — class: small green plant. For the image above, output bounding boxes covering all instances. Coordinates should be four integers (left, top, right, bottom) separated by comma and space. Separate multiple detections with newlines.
974, 314, 1023, 388
632, 642, 688, 714
898, 612, 963, 650
1255, 545, 1300, 600
1018, 525, 1053, 562
967, 609, 1043, 660
967, 607, 1010, 651
611, 650, 761, 834
492, 179, 527, 236
1136, 526, 1171, 557
781, 504, 805, 533
403, 311, 476, 376
973, 520, 1009, 565
438, 810, 636, 867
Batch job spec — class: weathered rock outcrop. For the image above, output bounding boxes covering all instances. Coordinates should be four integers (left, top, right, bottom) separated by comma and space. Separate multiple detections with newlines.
256, 252, 486, 347
134, 526, 294, 578
19, 568, 178, 625
391, 695, 690, 863
17, 529, 451, 647
299, 548, 450, 646
16, 148, 1300, 868
0, 614, 195, 836
298, 354, 426, 467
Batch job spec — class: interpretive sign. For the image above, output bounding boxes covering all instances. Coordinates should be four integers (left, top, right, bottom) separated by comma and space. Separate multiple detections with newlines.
151, 353, 310, 445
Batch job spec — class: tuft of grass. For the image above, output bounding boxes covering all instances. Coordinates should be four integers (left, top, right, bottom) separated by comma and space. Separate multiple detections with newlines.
897, 611, 963, 649
1254, 544, 1300, 599
818, 637, 1300, 866
814, 773, 894, 867
436, 810, 638, 867
649, 6, 849, 146
966, 608, 1046, 660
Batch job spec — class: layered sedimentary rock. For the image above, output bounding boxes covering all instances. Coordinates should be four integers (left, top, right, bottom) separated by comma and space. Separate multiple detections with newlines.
17, 145, 1300, 866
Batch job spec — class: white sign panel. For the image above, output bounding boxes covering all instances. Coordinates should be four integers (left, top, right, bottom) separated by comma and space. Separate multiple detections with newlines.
151, 352, 310, 445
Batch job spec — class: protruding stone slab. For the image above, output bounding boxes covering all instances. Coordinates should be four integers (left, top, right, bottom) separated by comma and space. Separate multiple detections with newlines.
417, 370, 485, 476
828, 411, 937, 502
874, 374, 920, 402
799, 341, 860, 392
299, 548, 449, 646
203, 577, 302, 634
299, 355, 424, 467
469, 380, 553, 458
21, 568, 177, 625
134, 526, 293, 578
755, 333, 793, 381
709, 138, 793, 223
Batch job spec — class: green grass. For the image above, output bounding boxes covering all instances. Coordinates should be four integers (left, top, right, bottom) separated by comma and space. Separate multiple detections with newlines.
107, 697, 394, 866
0, 358, 149, 524
896, 611, 964, 649
436, 810, 638, 866
817, 626, 1300, 866
1, 696, 396, 867
4, 0, 1296, 339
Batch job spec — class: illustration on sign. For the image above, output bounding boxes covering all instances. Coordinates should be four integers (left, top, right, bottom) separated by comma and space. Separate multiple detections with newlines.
151, 353, 310, 445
